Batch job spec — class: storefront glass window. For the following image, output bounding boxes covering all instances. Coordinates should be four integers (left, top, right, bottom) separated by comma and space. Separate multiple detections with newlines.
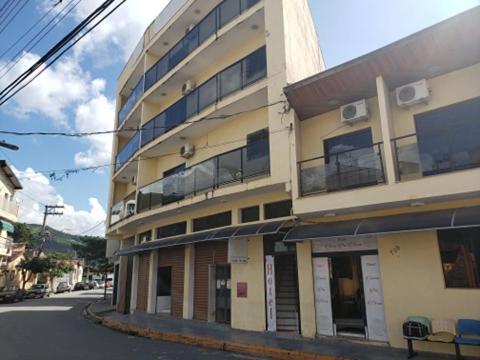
438, 227, 480, 288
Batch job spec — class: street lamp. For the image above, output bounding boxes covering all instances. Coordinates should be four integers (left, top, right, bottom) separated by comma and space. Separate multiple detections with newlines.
0, 140, 19, 151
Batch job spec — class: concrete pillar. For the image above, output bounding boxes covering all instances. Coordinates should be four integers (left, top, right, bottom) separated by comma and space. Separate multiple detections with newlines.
296, 240, 316, 337
129, 235, 140, 313
147, 250, 158, 314
376, 76, 397, 185
182, 244, 195, 319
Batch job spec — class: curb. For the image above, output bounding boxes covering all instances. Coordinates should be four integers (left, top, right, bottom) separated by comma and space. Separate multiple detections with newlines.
84, 303, 348, 360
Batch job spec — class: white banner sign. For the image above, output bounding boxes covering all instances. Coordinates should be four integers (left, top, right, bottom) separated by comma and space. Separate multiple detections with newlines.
361, 255, 388, 342
313, 236, 377, 254
313, 257, 334, 336
265, 255, 276, 331
228, 238, 248, 264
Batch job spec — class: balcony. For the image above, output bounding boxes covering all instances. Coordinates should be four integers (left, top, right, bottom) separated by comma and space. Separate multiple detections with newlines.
110, 192, 136, 225
298, 143, 386, 196
116, 0, 262, 129
392, 133, 480, 181
136, 140, 270, 213
115, 131, 141, 172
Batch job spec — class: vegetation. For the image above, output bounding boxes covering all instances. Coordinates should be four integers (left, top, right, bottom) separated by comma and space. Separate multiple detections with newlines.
18, 255, 75, 290
72, 236, 111, 274
13, 223, 33, 245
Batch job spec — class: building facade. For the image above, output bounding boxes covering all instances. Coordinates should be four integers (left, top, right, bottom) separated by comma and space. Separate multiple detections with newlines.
0, 160, 22, 288
107, 1, 480, 356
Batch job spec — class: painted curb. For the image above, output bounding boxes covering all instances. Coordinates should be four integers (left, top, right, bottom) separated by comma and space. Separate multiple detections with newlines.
85, 304, 348, 360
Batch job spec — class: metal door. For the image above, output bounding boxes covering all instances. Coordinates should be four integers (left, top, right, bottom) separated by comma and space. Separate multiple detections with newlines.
215, 264, 231, 324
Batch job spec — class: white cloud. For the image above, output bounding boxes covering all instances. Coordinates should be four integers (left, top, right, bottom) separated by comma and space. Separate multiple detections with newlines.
13, 167, 106, 236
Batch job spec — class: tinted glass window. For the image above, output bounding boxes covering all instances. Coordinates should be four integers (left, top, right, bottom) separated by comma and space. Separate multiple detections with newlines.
438, 227, 480, 288
220, 62, 242, 98
139, 230, 152, 243
241, 206, 259, 223
415, 97, 480, 176
219, 0, 240, 27
156, 222, 187, 239
241, 0, 259, 11
246, 128, 269, 160
184, 26, 199, 53
157, 267, 172, 296
141, 120, 155, 147
264, 200, 292, 219
153, 112, 166, 139
198, 10, 216, 44
193, 211, 232, 232
186, 90, 198, 118
144, 65, 157, 90
324, 128, 373, 158
169, 41, 187, 69
243, 47, 267, 85
198, 77, 217, 111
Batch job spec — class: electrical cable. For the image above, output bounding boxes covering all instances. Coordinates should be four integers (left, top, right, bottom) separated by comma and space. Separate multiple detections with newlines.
0, 0, 28, 37
0, 0, 80, 79
0, 0, 16, 26
0, 0, 14, 18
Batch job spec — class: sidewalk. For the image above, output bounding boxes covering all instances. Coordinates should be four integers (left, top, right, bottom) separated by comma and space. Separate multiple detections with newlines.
87, 299, 461, 360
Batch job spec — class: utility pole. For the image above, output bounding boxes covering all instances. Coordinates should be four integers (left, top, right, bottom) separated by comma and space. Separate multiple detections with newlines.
38, 205, 64, 255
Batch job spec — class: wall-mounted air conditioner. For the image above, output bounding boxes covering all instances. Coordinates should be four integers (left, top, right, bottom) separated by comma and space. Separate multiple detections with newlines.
396, 79, 430, 108
340, 99, 369, 125
182, 80, 196, 95
180, 143, 195, 159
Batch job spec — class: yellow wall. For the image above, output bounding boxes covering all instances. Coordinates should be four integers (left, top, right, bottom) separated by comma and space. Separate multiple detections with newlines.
231, 236, 266, 331
378, 231, 480, 356
296, 240, 316, 337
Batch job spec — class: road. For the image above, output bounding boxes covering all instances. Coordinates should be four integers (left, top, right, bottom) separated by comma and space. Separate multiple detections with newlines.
0, 289, 262, 360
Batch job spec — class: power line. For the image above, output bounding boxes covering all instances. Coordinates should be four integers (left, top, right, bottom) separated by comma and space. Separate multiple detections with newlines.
0, 0, 125, 104
0, 0, 16, 26
77, 220, 105, 236
0, 0, 14, 18
0, 0, 28, 37
0, 0, 81, 79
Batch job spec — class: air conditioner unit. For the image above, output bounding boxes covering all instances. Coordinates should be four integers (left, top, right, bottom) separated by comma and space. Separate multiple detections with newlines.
180, 143, 195, 159
131, 175, 137, 185
396, 79, 430, 108
340, 99, 369, 125
181, 80, 196, 95
125, 200, 136, 217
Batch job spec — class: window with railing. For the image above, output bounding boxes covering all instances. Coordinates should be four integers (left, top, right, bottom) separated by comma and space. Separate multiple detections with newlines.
144, 0, 260, 92
136, 134, 270, 213
110, 192, 136, 225
115, 131, 141, 171
141, 46, 267, 149
392, 97, 480, 181
298, 143, 386, 196
118, 76, 144, 127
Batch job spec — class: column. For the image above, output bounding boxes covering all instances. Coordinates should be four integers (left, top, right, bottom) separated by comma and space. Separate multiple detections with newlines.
129, 236, 140, 313
147, 250, 158, 314
376, 76, 397, 185
296, 240, 316, 338
182, 244, 195, 319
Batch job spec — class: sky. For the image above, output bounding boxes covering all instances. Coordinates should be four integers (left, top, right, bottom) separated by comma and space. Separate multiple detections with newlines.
0, 0, 478, 236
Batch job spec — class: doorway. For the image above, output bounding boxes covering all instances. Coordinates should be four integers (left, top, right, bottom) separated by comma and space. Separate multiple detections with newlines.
330, 255, 365, 337
156, 266, 172, 314
215, 264, 231, 324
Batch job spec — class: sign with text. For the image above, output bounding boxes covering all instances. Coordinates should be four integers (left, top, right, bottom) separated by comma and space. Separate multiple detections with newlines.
237, 282, 247, 298
313, 236, 377, 254
228, 237, 248, 263
265, 255, 276, 331
313, 257, 334, 336
361, 255, 388, 341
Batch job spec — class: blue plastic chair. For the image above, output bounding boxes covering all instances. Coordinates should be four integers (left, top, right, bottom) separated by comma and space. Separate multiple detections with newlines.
454, 319, 480, 359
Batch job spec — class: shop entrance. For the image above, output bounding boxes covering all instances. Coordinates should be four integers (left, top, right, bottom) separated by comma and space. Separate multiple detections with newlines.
215, 264, 231, 324
156, 266, 172, 314
330, 255, 365, 337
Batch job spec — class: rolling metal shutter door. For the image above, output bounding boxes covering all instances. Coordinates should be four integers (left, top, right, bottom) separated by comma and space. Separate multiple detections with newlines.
193, 241, 228, 321
136, 253, 150, 311
158, 246, 185, 318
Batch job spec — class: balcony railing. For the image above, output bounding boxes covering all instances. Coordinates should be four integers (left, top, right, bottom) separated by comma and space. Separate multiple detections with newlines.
0, 199, 19, 217
118, 76, 144, 127
110, 192, 136, 225
141, 46, 267, 148
116, 0, 261, 128
115, 131, 140, 171
298, 143, 385, 196
144, 0, 261, 92
392, 133, 480, 181
137, 140, 270, 213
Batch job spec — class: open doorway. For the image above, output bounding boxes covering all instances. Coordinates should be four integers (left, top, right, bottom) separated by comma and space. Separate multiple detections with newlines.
215, 264, 231, 324
330, 255, 366, 337
156, 266, 172, 314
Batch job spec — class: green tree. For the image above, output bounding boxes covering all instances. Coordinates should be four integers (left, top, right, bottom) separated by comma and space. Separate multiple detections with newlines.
18, 256, 75, 290
13, 223, 33, 245
72, 236, 108, 273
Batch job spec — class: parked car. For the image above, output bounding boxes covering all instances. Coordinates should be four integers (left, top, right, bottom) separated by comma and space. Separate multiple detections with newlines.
87, 281, 99, 289
26, 284, 49, 298
0, 286, 24, 303
73, 282, 89, 291
56, 282, 71, 293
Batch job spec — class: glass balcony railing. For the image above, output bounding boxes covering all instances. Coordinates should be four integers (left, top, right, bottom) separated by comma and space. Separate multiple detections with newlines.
298, 143, 386, 196
115, 131, 141, 171
110, 192, 136, 225
118, 76, 144, 127
116, 0, 261, 128
144, 0, 260, 92
141, 46, 267, 148
392, 133, 480, 181
136, 140, 270, 213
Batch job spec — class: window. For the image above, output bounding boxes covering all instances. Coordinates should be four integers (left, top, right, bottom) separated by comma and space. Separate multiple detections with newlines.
198, 77, 217, 111
139, 230, 152, 243
193, 211, 232, 232
246, 128, 269, 160
219, 0, 240, 27
156, 222, 187, 239
157, 267, 172, 296
242, 46, 267, 86
415, 97, 480, 176
144, 65, 157, 90
220, 62, 242, 98
264, 200, 292, 220
153, 112, 166, 139
241, 206, 259, 223
141, 120, 155, 147
241, 0, 259, 11
438, 227, 480, 289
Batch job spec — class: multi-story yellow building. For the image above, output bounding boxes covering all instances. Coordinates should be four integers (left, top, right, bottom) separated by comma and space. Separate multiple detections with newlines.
107, 1, 480, 356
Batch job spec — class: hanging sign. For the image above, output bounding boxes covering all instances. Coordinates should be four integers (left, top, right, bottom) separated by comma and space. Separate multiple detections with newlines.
361, 255, 388, 342
265, 255, 276, 331
313, 257, 334, 336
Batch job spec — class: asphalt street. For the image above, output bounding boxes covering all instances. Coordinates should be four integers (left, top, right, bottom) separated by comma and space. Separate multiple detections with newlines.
0, 289, 263, 360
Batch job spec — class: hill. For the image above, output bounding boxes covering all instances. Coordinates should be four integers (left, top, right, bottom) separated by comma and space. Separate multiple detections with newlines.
27, 224, 83, 255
